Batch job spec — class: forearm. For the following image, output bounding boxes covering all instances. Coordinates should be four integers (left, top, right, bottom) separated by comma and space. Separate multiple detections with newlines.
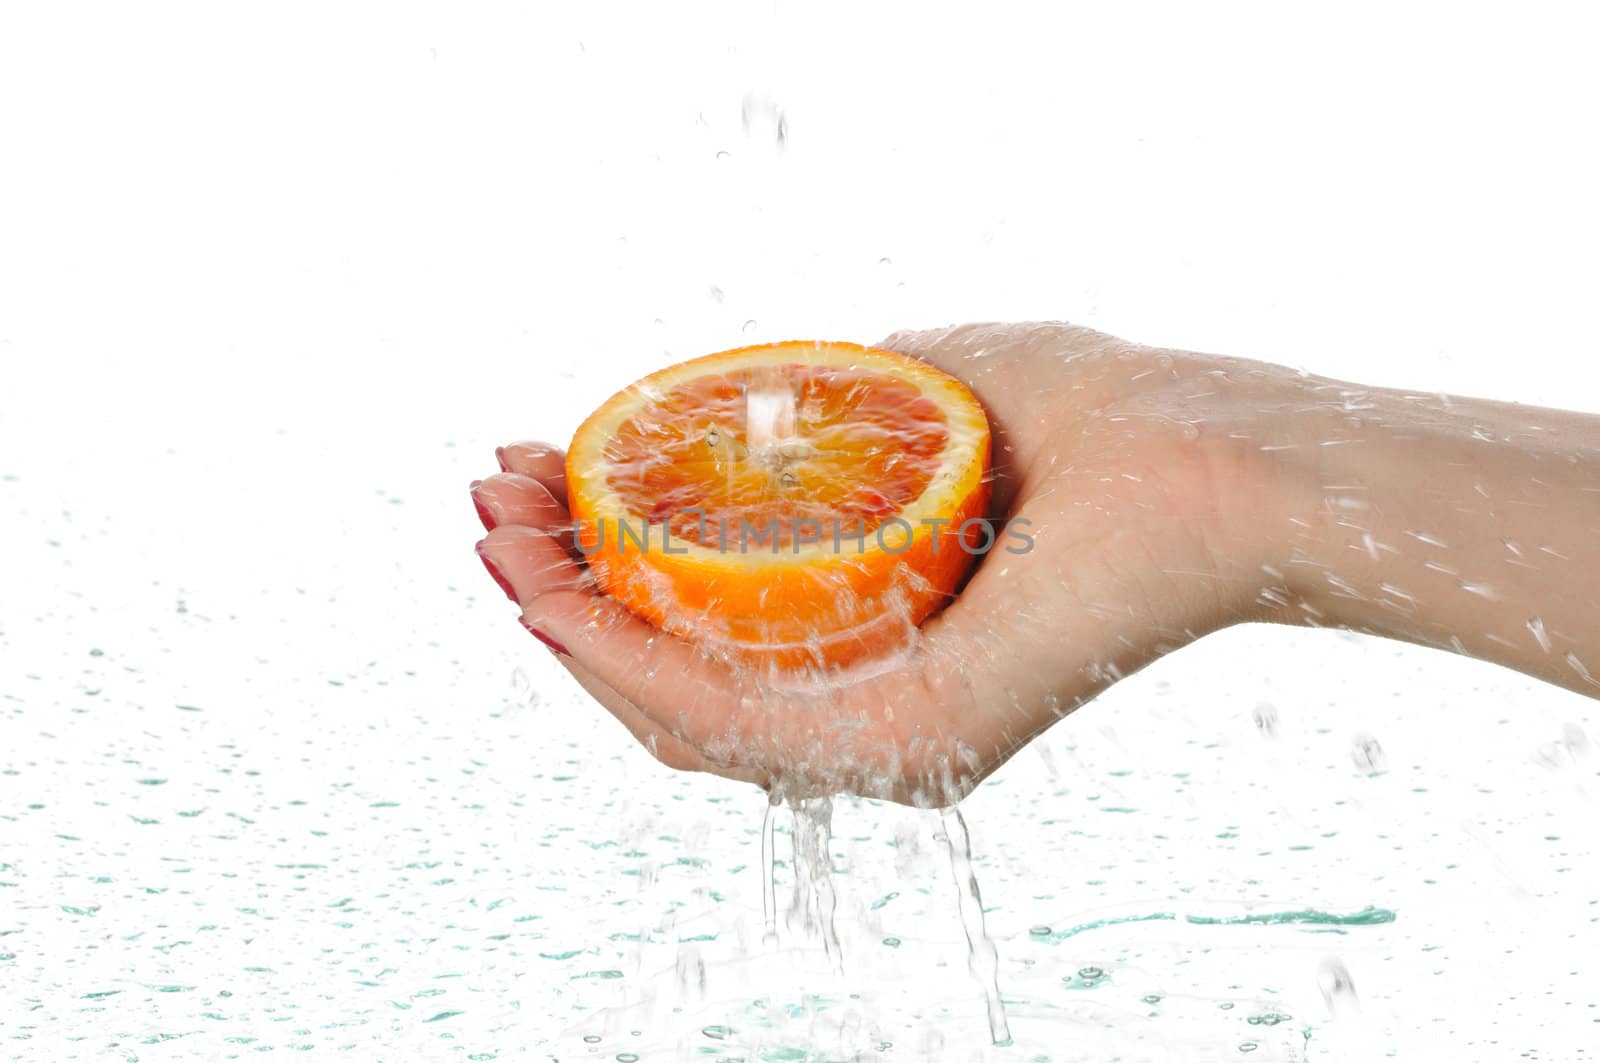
1242, 369, 1600, 695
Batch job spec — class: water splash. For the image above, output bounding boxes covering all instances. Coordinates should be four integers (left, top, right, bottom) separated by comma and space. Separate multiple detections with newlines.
937, 807, 1011, 1045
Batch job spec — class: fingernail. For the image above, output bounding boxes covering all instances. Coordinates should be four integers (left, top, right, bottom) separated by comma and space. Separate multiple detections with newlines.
476, 542, 519, 604
495, 446, 511, 473
518, 615, 570, 656
470, 482, 498, 532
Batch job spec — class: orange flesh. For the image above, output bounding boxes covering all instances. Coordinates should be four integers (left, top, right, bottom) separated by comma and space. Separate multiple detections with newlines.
605, 365, 949, 548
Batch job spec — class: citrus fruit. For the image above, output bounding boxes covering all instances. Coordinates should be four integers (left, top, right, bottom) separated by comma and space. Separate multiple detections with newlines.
565, 340, 992, 670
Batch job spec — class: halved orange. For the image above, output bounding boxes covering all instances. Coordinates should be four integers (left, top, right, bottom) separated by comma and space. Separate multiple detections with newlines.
565, 340, 992, 670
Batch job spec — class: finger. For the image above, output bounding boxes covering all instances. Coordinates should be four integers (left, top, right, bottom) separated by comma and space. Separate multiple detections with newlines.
471, 473, 573, 547
521, 587, 747, 740
561, 655, 768, 787
874, 322, 1003, 362
476, 525, 594, 611
873, 324, 959, 354
476, 526, 744, 740
558, 655, 708, 773
496, 441, 569, 503
478, 524, 755, 781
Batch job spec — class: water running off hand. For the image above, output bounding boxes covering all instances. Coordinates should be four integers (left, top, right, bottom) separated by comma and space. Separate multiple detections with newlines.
759, 795, 1012, 1045
937, 806, 1012, 1045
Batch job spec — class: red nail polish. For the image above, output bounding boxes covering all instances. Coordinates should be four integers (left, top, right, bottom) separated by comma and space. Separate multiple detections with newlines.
518, 616, 571, 656
472, 491, 498, 532
476, 546, 519, 604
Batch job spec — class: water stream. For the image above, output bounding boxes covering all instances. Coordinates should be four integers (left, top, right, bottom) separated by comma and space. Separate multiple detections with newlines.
785, 796, 844, 971
937, 805, 1012, 1045
760, 792, 1013, 1045
760, 792, 779, 948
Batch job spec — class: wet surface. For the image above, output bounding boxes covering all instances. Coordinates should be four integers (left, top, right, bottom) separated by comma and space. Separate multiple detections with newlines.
5, 4, 1600, 1059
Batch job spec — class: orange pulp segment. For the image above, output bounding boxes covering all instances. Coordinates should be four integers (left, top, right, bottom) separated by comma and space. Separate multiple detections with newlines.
565, 340, 992, 670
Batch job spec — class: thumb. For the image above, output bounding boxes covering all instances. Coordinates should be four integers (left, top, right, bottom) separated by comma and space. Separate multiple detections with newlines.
872, 324, 963, 356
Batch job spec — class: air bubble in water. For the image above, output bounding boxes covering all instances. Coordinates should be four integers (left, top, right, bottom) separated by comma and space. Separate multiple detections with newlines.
1252, 702, 1279, 737
740, 92, 787, 146
1349, 732, 1386, 774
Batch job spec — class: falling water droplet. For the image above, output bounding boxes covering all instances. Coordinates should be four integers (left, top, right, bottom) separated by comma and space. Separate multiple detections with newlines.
708, 286, 725, 303
1563, 723, 1590, 758
1349, 732, 1386, 774
508, 667, 539, 710
1252, 702, 1279, 738
742, 319, 757, 334
740, 92, 787, 146
1318, 957, 1360, 1018
675, 944, 706, 1001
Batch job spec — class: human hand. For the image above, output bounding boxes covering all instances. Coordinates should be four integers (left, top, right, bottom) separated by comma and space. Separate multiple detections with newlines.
471, 323, 1284, 806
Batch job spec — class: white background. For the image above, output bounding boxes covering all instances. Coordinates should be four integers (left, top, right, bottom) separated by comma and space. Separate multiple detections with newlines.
3, 2, 1598, 1060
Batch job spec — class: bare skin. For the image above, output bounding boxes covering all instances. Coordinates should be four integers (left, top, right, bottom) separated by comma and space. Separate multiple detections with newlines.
472, 322, 1600, 807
